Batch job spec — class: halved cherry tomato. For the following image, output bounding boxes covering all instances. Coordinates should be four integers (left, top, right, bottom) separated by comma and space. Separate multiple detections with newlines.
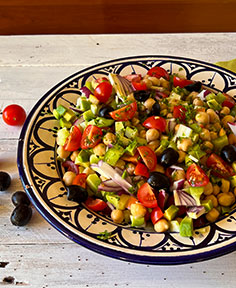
222, 93, 235, 109
150, 206, 164, 225
137, 183, 157, 208
110, 102, 137, 121
121, 152, 140, 164
64, 126, 82, 151
126, 196, 138, 210
134, 162, 150, 178
143, 116, 166, 132
124, 74, 142, 82
186, 163, 209, 187
173, 105, 187, 122
132, 79, 147, 91
2, 104, 26, 126
137, 146, 157, 171
206, 153, 235, 178
173, 76, 194, 88
72, 173, 87, 188
94, 81, 113, 103
95, 77, 109, 84
81, 125, 102, 149
147, 66, 169, 80
85, 197, 108, 211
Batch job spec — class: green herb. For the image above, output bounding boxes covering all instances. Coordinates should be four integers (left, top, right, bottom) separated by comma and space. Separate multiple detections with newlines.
97, 230, 114, 240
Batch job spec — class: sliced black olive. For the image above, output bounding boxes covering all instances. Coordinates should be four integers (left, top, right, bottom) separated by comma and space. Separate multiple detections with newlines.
0, 171, 11, 191
149, 101, 160, 116
98, 106, 113, 118
12, 191, 31, 207
147, 172, 170, 191
11, 204, 32, 226
185, 81, 202, 92
67, 185, 88, 203
221, 144, 236, 163
160, 148, 179, 167
133, 90, 151, 102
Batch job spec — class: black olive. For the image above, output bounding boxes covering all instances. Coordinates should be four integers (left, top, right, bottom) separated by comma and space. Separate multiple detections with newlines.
147, 172, 170, 190
0, 171, 11, 191
98, 106, 113, 118
149, 101, 160, 116
12, 191, 31, 207
221, 144, 236, 163
133, 90, 151, 102
185, 81, 202, 92
11, 204, 32, 226
67, 185, 88, 203
160, 148, 179, 167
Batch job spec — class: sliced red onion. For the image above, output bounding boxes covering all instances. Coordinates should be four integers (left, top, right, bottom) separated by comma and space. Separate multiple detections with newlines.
157, 189, 169, 211
106, 202, 115, 211
115, 167, 132, 184
173, 190, 197, 206
73, 116, 84, 126
187, 206, 206, 219
107, 143, 113, 148
124, 74, 141, 82
204, 90, 212, 96
62, 161, 79, 175
228, 122, 236, 136
171, 179, 185, 191
102, 179, 120, 188
197, 90, 206, 101
167, 118, 176, 133
169, 165, 184, 171
98, 184, 124, 192
80, 86, 92, 98
91, 161, 133, 194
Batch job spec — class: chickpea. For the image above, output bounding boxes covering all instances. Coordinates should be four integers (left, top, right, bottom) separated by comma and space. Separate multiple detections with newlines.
172, 169, 185, 181
148, 76, 161, 86
195, 111, 210, 125
146, 128, 160, 143
70, 150, 79, 162
166, 113, 173, 118
144, 98, 156, 111
218, 192, 235, 207
203, 182, 213, 195
143, 78, 153, 89
160, 102, 167, 110
204, 195, 218, 208
222, 115, 235, 128
147, 140, 160, 151
126, 163, 135, 175
220, 106, 230, 115
199, 155, 208, 166
220, 179, 230, 193
213, 122, 221, 131
200, 128, 211, 141
219, 128, 226, 137
139, 130, 146, 139
210, 131, 218, 140
57, 145, 71, 159
228, 134, 236, 145
206, 208, 220, 223
160, 78, 169, 89
201, 141, 214, 153
83, 167, 95, 175
63, 171, 76, 186
130, 203, 147, 218
193, 98, 204, 106
115, 159, 126, 170
154, 219, 169, 232
136, 124, 144, 131
177, 138, 193, 152
177, 150, 186, 163
103, 132, 116, 146
131, 117, 140, 126
206, 109, 220, 123
111, 209, 124, 224
93, 143, 106, 156
127, 93, 135, 102
213, 185, 221, 196
160, 109, 168, 117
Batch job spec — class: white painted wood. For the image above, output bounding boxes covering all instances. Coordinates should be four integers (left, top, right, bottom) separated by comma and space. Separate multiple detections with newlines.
0, 33, 236, 287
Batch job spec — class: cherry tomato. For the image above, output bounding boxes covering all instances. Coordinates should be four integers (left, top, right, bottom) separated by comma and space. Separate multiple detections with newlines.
132, 79, 147, 91
137, 146, 157, 171
137, 183, 158, 208
94, 81, 113, 103
2, 104, 26, 126
186, 163, 209, 187
143, 116, 166, 132
95, 77, 109, 84
126, 196, 138, 210
173, 76, 194, 88
206, 153, 235, 178
110, 102, 137, 121
124, 74, 142, 82
72, 173, 87, 188
222, 93, 235, 109
147, 66, 169, 80
134, 162, 150, 178
150, 206, 164, 224
85, 197, 108, 211
64, 126, 82, 151
81, 125, 103, 149
173, 105, 187, 122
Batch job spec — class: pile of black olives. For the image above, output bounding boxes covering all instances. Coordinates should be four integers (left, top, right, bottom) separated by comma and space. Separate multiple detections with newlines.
0, 171, 11, 191
11, 191, 32, 226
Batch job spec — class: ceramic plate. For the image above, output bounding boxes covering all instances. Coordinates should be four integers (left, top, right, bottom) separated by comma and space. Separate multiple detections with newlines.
17, 56, 236, 265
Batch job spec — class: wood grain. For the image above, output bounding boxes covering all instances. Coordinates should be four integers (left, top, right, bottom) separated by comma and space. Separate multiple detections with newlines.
0, 0, 236, 35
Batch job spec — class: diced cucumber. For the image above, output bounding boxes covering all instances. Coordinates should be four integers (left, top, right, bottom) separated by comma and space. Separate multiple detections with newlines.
212, 135, 229, 153
125, 139, 138, 156
179, 216, 193, 237
164, 205, 179, 221
106, 194, 120, 208
115, 121, 125, 136
77, 97, 91, 111
87, 117, 114, 127
117, 194, 130, 210
130, 215, 145, 227
75, 150, 90, 164
169, 220, 180, 232
63, 110, 76, 122
173, 124, 192, 142
83, 110, 95, 122
86, 174, 101, 193
90, 104, 98, 115
59, 118, 72, 128
57, 128, 70, 146
117, 135, 132, 147
90, 154, 100, 165
56, 105, 67, 117
207, 99, 222, 111
125, 126, 138, 139
104, 145, 124, 166
136, 137, 147, 146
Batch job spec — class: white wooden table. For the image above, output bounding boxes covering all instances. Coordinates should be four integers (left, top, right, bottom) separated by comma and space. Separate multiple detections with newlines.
1, 33, 236, 288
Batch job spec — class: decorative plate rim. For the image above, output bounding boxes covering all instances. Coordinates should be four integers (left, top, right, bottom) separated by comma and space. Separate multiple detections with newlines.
17, 55, 236, 265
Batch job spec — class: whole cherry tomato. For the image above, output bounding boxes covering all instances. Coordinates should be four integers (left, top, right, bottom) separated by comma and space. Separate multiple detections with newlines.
2, 104, 26, 126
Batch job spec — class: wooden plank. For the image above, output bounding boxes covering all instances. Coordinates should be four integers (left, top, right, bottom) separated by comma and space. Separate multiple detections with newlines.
0, 0, 236, 34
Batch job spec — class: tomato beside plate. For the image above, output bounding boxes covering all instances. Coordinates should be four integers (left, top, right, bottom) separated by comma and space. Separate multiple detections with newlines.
2, 104, 26, 126
81, 125, 103, 149
137, 183, 158, 208
110, 102, 137, 121
137, 146, 157, 171
64, 126, 82, 151
186, 163, 209, 187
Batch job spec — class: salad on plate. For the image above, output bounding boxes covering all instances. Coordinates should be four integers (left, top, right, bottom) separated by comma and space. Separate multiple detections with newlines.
53, 66, 236, 237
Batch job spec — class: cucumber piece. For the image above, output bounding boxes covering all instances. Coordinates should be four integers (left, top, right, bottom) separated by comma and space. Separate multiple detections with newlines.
87, 117, 114, 127
106, 195, 120, 208
117, 135, 132, 147
201, 199, 213, 212
83, 110, 95, 122
57, 127, 70, 146
179, 216, 193, 237
125, 139, 138, 156
86, 174, 101, 193
115, 121, 125, 136
117, 194, 130, 210
90, 154, 100, 164
63, 110, 76, 122
164, 205, 179, 221
130, 215, 145, 227
207, 99, 222, 111
125, 126, 138, 139
104, 145, 124, 166
56, 105, 67, 117
75, 150, 90, 164
59, 118, 72, 128
212, 135, 229, 153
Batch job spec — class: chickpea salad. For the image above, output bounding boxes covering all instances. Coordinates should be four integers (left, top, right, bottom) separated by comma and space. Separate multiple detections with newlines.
54, 66, 236, 237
